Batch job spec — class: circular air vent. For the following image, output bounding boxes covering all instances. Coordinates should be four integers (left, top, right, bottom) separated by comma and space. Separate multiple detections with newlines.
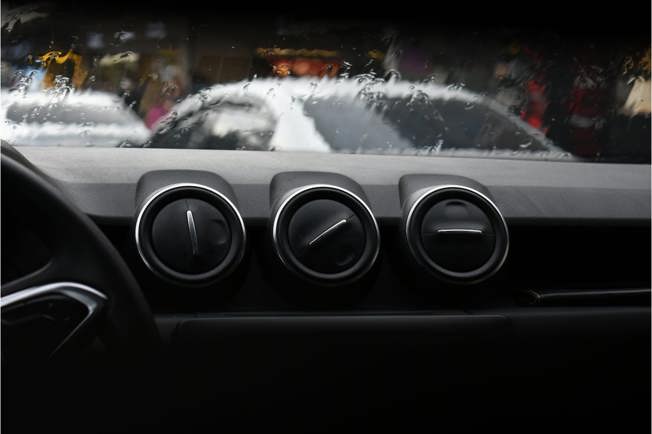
272, 185, 380, 285
135, 183, 246, 285
404, 185, 508, 284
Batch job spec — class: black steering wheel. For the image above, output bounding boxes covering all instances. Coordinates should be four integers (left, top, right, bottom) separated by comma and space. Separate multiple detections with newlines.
1, 147, 158, 359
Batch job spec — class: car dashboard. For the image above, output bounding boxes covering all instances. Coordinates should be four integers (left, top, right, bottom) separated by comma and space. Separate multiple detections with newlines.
3, 146, 650, 433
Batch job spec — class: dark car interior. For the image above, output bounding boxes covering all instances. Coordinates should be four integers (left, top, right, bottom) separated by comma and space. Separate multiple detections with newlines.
1, 2, 650, 433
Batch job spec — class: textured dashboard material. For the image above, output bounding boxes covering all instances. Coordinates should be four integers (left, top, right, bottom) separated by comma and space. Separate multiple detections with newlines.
18, 147, 651, 223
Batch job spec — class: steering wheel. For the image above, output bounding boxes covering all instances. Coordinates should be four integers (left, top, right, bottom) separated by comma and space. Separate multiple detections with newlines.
1, 147, 158, 360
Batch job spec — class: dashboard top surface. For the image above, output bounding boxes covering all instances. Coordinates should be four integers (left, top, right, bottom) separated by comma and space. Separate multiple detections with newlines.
17, 147, 652, 222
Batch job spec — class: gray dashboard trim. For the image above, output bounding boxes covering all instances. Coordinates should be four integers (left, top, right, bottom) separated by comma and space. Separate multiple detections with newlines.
17, 147, 651, 222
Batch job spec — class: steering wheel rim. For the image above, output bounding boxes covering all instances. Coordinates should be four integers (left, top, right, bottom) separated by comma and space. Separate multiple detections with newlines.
1, 149, 159, 354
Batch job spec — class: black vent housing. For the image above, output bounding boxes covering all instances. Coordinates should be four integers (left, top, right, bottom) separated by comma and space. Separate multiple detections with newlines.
135, 184, 246, 285
272, 185, 380, 286
404, 185, 509, 284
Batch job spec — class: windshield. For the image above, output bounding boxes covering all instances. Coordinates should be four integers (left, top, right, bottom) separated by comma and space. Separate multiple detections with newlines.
1, 3, 650, 162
